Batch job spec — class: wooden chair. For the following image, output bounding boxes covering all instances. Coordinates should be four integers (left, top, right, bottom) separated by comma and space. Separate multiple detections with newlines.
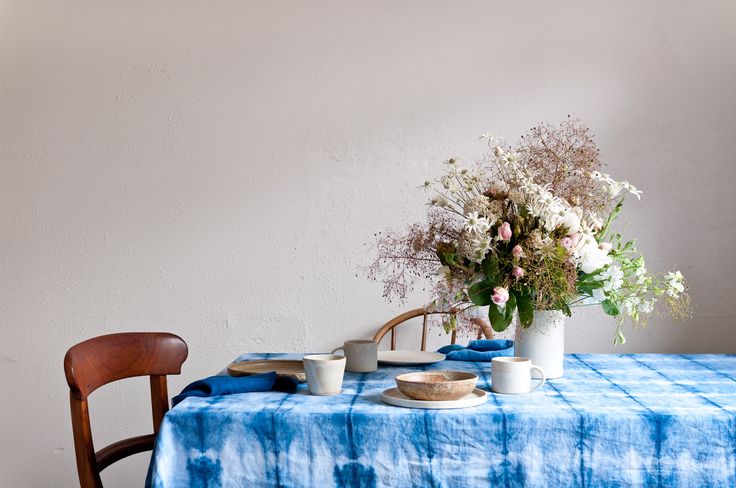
64, 332, 188, 488
372, 308, 493, 351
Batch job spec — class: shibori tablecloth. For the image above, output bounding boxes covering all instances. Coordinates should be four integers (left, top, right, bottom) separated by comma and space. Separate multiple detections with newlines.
146, 353, 736, 487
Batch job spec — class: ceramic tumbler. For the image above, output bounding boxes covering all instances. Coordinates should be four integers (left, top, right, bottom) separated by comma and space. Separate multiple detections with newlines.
303, 354, 346, 396
331, 339, 378, 373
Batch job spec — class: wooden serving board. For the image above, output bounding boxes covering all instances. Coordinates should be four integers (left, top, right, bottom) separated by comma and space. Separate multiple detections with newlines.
227, 360, 307, 383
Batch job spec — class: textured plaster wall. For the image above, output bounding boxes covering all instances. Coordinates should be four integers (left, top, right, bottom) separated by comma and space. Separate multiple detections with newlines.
1, 1, 735, 486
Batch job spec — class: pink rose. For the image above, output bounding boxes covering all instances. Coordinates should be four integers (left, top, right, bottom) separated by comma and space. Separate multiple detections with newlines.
599, 242, 613, 252
491, 286, 510, 306
498, 222, 512, 241
512, 266, 525, 279
512, 244, 524, 258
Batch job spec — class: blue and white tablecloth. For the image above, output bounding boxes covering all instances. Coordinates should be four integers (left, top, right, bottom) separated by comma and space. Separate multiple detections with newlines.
147, 353, 736, 487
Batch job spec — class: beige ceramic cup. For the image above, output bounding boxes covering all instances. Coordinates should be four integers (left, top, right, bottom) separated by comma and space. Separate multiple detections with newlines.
331, 339, 378, 373
491, 357, 546, 394
302, 354, 346, 396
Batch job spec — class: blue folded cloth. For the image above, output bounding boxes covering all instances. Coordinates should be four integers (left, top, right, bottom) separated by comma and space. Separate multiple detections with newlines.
437, 339, 514, 362
172, 371, 297, 406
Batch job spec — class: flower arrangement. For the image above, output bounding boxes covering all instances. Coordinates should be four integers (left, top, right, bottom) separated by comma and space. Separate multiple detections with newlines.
368, 119, 690, 344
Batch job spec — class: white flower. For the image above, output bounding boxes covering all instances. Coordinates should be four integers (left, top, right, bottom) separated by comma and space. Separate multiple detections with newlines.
665, 271, 685, 297
550, 208, 582, 235
582, 287, 606, 305
574, 233, 613, 273
590, 172, 643, 200
471, 236, 492, 261
623, 296, 641, 316
635, 265, 648, 285
464, 212, 491, 235
460, 233, 492, 263
494, 146, 505, 157
600, 265, 624, 292
622, 181, 643, 200
479, 133, 498, 143
638, 299, 655, 314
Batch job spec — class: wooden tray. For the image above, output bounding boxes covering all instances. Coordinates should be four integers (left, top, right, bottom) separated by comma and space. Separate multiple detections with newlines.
227, 360, 307, 383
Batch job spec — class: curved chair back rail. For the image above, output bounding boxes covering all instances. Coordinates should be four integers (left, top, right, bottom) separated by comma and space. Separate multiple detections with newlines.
64, 332, 188, 488
372, 308, 494, 351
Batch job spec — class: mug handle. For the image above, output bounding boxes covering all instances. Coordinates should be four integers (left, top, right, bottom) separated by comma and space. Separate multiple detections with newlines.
530, 364, 546, 391
331, 346, 345, 356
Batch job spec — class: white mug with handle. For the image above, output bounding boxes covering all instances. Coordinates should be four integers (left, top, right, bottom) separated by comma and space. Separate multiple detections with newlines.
491, 357, 546, 394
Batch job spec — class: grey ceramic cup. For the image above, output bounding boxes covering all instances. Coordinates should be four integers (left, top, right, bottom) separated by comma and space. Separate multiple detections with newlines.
331, 339, 378, 373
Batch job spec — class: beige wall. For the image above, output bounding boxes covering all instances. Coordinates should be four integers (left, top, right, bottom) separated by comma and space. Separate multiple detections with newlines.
1, 1, 735, 486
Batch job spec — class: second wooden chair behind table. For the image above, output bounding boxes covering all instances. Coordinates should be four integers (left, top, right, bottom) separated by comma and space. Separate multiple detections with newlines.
372, 308, 493, 351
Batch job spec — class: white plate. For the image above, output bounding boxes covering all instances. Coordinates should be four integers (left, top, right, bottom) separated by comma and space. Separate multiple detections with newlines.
381, 387, 488, 409
377, 350, 445, 366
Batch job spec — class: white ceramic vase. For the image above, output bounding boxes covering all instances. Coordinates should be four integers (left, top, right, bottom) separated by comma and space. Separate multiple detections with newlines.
514, 310, 565, 379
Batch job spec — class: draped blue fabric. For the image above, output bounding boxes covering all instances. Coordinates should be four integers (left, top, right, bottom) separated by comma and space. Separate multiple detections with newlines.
147, 353, 736, 487
438, 338, 515, 361
171, 372, 277, 407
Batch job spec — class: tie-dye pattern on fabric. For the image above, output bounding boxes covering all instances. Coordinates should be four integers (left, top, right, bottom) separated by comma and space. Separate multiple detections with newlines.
147, 353, 736, 487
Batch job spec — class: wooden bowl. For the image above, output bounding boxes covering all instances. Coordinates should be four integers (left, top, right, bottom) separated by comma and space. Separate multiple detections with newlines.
395, 371, 478, 401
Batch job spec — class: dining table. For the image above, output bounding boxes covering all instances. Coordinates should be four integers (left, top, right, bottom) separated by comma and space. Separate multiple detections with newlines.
146, 352, 736, 487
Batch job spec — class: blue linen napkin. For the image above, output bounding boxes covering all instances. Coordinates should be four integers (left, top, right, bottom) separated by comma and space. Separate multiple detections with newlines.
172, 371, 298, 406
437, 339, 514, 362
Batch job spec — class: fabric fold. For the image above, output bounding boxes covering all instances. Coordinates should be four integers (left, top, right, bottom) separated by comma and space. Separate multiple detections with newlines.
172, 371, 297, 406
437, 339, 514, 361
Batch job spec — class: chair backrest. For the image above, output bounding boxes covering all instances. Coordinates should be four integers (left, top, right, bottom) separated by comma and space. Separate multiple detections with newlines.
64, 332, 188, 488
373, 308, 494, 351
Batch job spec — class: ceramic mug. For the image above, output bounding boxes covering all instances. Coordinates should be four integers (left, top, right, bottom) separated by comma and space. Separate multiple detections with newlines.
331, 339, 378, 373
491, 357, 546, 394
303, 354, 346, 396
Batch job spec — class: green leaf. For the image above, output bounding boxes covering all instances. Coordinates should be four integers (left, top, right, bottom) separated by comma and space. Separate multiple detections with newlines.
516, 292, 534, 327
443, 315, 458, 334
488, 293, 517, 332
598, 200, 624, 242
602, 298, 620, 316
578, 269, 604, 284
577, 281, 603, 296
436, 242, 458, 267
468, 281, 493, 306
481, 256, 500, 283
614, 323, 626, 345
620, 240, 635, 253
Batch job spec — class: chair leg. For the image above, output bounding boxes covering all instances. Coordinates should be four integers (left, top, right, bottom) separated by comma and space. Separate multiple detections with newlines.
421, 314, 428, 351
471, 318, 494, 339
150, 375, 170, 433
69, 395, 103, 488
